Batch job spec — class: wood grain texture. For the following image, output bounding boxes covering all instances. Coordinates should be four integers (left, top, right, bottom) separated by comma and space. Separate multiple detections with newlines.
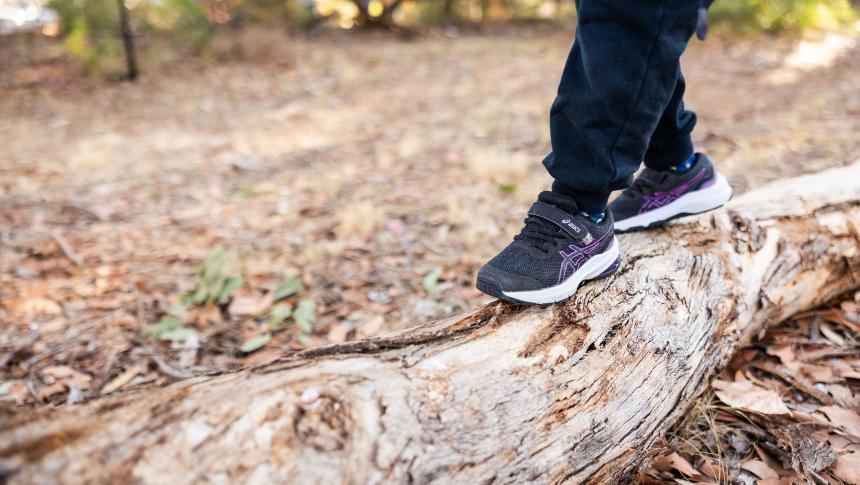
2, 162, 860, 485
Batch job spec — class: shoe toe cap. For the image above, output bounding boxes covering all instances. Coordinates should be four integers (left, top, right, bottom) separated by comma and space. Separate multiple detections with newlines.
476, 264, 544, 297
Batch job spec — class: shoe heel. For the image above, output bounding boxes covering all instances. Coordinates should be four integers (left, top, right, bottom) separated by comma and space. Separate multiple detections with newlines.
686, 173, 733, 213
584, 237, 621, 282
591, 257, 621, 280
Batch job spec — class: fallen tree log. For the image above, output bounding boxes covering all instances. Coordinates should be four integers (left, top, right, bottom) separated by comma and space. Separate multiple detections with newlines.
2, 162, 860, 484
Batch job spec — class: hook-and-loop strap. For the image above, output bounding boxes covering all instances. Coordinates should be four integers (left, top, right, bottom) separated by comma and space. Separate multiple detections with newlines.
527, 201, 589, 242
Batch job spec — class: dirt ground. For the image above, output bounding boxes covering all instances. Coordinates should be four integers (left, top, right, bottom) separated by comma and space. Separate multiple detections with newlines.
1, 26, 859, 483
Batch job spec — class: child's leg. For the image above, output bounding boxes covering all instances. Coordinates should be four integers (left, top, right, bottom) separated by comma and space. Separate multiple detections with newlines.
643, 70, 697, 171
476, 0, 707, 304
609, 67, 732, 232
542, 0, 701, 213
609, 66, 732, 233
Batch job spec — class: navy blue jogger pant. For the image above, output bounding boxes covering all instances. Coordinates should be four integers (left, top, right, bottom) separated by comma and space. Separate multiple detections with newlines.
542, 0, 706, 213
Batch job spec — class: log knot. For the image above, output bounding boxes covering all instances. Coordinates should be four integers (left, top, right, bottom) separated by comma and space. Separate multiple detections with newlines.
295, 391, 350, 452
729, 211, 766, 253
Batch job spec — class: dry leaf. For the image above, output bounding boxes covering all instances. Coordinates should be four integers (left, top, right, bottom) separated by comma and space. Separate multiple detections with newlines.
242, 346, 282, 366
829, 434, 854, 451
699, 459, 726, 481
17, 295, 63, 317
42, 365, 92, 389
758, 479, 800, 485
713, 379, 790, 415
833, 300, 860, 324
101, 365, 144, 395
227, 293, 273, 317
636, 471, 663, 485
647, 454, 672, 472
714, 409, 743, 423
819, 323, 845, 346
741, 459, 780, 479
827, 384, 856, 407
673, 479, 716, 485
196, 302, 223, 328
666, 452, 699, 477
357, 315, 384, 339
767, 344, 798, 366
837, 369, 860, 380
832, 449, 860, 484
5, 381, 30, 405
801, 364, 838, 383
38, 318, 68, 334
38, 382, 67, 400
819, 405, 860, 438
327, 323, 349, 343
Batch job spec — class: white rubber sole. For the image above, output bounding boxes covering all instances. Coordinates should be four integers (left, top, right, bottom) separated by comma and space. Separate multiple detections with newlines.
502, 237, 620, 305
614, 173, 733, 232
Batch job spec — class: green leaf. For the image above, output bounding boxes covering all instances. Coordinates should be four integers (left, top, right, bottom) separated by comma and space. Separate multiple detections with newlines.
218, 276, 243, 304
422, 267, 442, 295
141, 316, 182, 341
201, 248, 227, 283
182, 248, 243, 306
240, 334, 272, 353
497, 183, 516, 194
159, 327, 198, 342
186, 285, 208, 305
207, 277, 226, 302
267, 304, 292, 330
273, 276, 302, 301
236, 185, 259, 198
293, 299, 315, 334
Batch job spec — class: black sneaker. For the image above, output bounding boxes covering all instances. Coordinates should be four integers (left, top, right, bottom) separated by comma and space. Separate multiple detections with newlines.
476, 192, 620, 305
609, 153, 732, 233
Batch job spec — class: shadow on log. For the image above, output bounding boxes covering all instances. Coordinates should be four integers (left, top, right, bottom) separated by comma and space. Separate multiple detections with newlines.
2, 162, 860, 484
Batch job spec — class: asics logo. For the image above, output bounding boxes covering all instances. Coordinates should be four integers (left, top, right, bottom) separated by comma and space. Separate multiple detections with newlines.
561, 219, 582, 233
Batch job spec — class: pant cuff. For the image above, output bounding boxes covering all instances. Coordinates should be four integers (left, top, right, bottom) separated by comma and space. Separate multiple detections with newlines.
551, 180, 610, 214
643, 135, 694, 171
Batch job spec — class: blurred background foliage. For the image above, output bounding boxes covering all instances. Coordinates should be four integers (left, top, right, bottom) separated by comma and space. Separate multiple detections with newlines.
47, 0, 212, 75
3, 0, 858, 78
710, 0, 856, 31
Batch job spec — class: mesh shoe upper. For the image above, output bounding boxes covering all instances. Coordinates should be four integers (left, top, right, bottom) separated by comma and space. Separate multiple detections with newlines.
477, 192, 615, 294
610, 153, 716, 222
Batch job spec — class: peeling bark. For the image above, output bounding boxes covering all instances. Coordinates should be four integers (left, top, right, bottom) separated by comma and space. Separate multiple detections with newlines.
2, 162, 860, 484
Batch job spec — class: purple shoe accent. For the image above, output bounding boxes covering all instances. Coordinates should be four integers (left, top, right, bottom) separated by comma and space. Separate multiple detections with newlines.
698, 175, 717, 189
638, 168, 710, 214
556, 230, 613, 285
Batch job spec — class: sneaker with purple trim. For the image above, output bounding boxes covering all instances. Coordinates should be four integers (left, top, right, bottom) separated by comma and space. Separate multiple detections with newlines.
609, 153, 732, 233
476, 192, 620, 305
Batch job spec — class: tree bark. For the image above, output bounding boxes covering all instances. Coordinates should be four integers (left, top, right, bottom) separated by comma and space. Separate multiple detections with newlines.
2, 162, 860, 484
116, 0, 137, 81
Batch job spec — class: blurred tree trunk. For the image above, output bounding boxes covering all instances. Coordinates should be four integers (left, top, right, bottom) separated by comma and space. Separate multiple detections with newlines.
2, 162, 860, 483
116, 0, 137, 81
380, 0, 404, 24
350, 0, 409, 33
442, 0, 457, 19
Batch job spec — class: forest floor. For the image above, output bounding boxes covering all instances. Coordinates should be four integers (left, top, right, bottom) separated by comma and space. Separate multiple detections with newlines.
1, 26, 859, 483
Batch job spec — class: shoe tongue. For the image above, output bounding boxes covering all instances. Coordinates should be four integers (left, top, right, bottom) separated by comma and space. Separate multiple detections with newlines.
537, 191, 578, 214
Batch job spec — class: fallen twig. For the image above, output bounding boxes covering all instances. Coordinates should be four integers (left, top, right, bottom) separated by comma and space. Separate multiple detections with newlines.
51, 229, 83, 266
